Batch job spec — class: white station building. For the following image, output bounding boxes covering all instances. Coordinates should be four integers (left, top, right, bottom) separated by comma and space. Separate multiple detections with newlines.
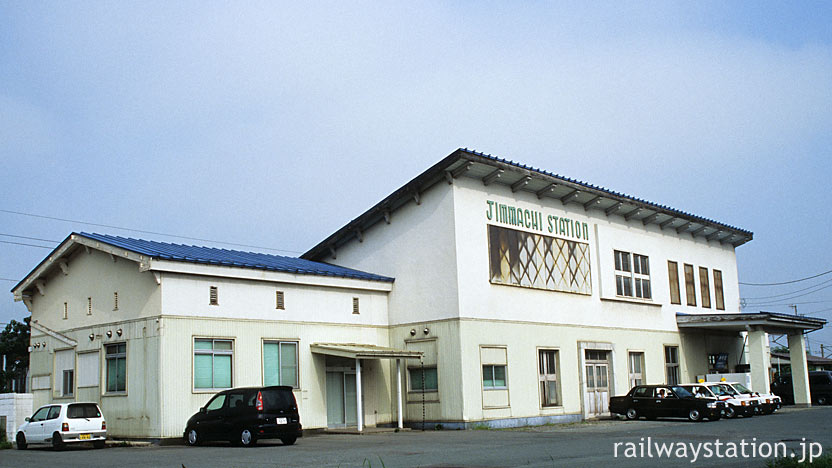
11, 148, 826, 438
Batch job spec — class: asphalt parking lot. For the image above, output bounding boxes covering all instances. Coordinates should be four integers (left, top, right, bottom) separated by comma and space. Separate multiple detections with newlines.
2, 406, 830, 468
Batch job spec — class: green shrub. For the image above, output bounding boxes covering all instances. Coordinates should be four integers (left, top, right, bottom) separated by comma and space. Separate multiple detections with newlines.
766, 450, 832, 467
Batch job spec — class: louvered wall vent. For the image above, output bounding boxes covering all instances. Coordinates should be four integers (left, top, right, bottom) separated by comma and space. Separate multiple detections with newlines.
113, 291, 119, 311
276, 291, 285, 310
209, 286, 219, 305
87, 297, 92, 315
352, 297, 360, 315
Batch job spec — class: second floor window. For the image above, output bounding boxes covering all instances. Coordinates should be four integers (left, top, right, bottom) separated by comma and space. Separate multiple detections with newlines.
614, 250, 651, 299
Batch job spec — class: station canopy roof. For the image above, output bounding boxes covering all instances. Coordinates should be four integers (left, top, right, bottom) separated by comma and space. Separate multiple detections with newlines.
676, 312, 826, 334
302, 148, 754, 261
310, 343, 423, 360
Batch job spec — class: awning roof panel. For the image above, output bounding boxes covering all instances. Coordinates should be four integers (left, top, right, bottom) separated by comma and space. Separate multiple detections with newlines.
676, 312, 826, 334
310, 343, 423, 360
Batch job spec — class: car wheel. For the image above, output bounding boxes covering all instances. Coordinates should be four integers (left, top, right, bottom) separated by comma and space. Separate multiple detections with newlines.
239, 428, 256, 447
818, 396, 828, 405
688, 409, 702, 422
724, 406, 737, 419
94, 440, 106, 449
16, 432, 27, 450
185, 427, 201, 447
281, 436, 297, 446
625, 408, 639, 420
52, 432, 64, 450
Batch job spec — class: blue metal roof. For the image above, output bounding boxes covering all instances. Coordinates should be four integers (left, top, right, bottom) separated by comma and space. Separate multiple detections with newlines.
78, 232, 394, 282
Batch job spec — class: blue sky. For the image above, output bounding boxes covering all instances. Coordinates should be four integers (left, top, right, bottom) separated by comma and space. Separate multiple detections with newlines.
2, 1, 832, 353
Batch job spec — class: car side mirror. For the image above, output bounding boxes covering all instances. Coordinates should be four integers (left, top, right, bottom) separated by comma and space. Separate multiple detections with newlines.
25, 417, 30, 422
199, 407, 206, 414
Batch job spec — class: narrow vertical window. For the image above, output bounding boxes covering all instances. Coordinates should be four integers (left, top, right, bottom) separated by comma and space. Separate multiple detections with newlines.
632, 254, 651, 299
87, 297, 92, 315
713, 270, 725, 310
664, 346, 679, 385
263, 341, 298, 387
667, 261, 681, 305
699, 267, 711, 308
63, 302, 68, 320
105, 343, 127, 393
209, 286, 218, 306
62, 370, 74, 397
538, 350, 560, 407
628, 352, 645, 388
276, 291, 285, 310
352, 297, 360, 315
113, 292, 119, 311
683, 264, 696, 306
614, 250, 633, 297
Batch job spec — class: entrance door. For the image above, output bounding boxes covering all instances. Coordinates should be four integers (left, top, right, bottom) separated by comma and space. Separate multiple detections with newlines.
584, 350, 611, 418
326, 371, 358, 428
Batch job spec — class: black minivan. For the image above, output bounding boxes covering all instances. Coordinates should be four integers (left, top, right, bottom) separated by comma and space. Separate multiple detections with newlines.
771, 371, 832, 405
184, 386, 302, 447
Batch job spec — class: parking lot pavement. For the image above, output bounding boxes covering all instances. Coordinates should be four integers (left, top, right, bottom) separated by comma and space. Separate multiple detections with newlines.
2, 406, 830, 468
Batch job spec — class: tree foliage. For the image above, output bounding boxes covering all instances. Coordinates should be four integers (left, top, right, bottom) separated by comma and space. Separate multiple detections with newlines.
0, 316, 30, 392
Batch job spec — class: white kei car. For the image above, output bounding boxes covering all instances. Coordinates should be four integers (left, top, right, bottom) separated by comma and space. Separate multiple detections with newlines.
681, 382, 759, 418
16, 402, 107, 450
721, 381, 782, 414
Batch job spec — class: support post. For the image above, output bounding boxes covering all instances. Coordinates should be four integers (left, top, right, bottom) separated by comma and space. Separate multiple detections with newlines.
747, 327, 771, 393
788, 333, 812, 407
396, 359, 403, 429
356, 358, 364, 431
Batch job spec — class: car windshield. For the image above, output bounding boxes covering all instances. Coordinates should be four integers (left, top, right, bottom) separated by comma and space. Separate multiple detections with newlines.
67, 403, 101, 419
732, 383, 752, 394
671, 386, 693, 398
707, 385, 730, 396
717, 384, 737, 395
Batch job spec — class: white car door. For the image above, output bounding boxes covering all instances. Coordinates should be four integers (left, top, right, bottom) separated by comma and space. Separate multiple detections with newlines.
42, 406, 63, 441
24, 407, 50, 443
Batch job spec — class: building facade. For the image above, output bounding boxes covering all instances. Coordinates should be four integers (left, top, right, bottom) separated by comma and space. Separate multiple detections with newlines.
12, 148, 825, 438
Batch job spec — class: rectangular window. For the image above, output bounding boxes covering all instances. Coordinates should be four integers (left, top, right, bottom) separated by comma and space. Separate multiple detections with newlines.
276, 291, 285, 310
713, 270, 725, 310
77, 351, 100, 388
684, 264, 697, 306
209, 286, 218, 306
105, 343, 127, 393
408, 367, 438, 392
263, 341, 298, 388
538, 350, 560, 407
62, 370, 74, 397
667, 261, 681, 305
699, 267, 711, 308
628, 351, 645, 388
194, 338, 233, 389
664, 346, 679, 385
488, 225, 592, 295
482, 364, 507, 389
615, 251, 651, 299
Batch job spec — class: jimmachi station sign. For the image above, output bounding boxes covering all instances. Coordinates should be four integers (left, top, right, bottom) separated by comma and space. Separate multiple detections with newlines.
486, 200, 590, 242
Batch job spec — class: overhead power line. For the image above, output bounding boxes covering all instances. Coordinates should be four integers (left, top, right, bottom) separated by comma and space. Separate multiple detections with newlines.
0, 278, 20, 282
0, 233, 60, 243
0, 209, 303, 254
0, 240, 54, 249
744, 281, 832, 305
742, 277, 832, 301
740, 268, 832, 286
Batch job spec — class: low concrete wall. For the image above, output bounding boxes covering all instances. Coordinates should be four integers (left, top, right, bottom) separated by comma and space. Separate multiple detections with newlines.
0, 393, 34, 442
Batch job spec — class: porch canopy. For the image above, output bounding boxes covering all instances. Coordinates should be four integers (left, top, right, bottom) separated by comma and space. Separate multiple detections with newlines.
676, 312, 826, 406
311, 343, 422, 431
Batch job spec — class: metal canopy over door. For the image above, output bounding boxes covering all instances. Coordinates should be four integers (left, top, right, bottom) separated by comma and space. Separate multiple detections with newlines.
325, 371, 358, 428
584, 350, 611, 418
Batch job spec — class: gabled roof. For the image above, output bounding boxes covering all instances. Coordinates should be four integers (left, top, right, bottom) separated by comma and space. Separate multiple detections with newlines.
12, 232, 393, 298
302, 148, 754, 260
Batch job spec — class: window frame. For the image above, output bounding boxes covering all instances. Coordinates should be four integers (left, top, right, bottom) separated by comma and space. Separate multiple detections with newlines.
683, 264, 697, 306
538, 349, 561, 407
713, 269, 725, 310
664, 345, 680, 385
104, 342, 127, 394
628, 351, 645, 388
61, 369, 74, 397
667, 261, 681, 305
407, 366, 439, 393
615, 250, 651, 299
699, 266, 711, 308
482, 364, 508, 390
193, 338, 234, 392
262, 340, 299, 388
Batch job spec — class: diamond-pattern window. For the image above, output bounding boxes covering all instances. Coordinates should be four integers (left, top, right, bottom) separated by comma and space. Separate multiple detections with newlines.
488, 225, 591, 295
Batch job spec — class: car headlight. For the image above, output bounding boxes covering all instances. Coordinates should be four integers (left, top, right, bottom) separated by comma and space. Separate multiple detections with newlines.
707, 402, 717, 408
